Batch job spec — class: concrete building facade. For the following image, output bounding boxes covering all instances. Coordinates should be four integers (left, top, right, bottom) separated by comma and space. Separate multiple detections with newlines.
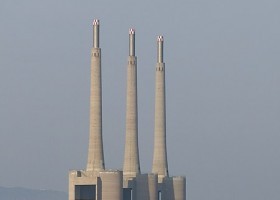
69, 20, 186, 200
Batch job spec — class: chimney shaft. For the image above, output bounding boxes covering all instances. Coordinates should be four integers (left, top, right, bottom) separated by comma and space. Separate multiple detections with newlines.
123, 28, 141, 178
93, 19, 99, 48
152, 35, 169, 182
87, 19, 105, 171
157, 36, 164, 63
129, 29, 135, 56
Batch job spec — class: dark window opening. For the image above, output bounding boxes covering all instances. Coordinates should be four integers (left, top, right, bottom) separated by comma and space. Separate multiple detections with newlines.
123, 188, 132, 200
158, 191, 162, 200
75, 185, 96, 200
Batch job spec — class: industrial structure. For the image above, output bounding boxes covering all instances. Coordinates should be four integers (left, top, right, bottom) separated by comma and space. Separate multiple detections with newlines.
69, 20, 186, 200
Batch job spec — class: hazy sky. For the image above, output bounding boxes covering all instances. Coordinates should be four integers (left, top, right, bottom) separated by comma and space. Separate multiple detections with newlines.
0, 0, 280, 199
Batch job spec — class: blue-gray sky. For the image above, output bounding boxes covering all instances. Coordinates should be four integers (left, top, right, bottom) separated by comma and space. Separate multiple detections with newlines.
0, 0, 280, 199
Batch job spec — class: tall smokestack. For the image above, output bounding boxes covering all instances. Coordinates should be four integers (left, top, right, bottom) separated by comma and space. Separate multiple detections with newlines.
86, 19, 105, 171
152, 36, 169, 182
123, 28, 141, 178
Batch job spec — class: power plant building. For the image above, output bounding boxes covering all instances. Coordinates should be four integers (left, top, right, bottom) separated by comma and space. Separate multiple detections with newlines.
68, 20, 186, 200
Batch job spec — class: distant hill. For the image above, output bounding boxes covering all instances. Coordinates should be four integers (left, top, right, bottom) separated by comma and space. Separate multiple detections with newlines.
0, 186, 67, 200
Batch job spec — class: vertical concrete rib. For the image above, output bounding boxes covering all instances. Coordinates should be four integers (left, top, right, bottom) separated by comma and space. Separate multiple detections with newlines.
86, 19, 105, 171
152, 36, 169, 181
123, 29, 141, 177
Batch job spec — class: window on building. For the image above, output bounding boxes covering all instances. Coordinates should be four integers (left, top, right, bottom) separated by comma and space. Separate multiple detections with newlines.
158, 191, 162, 200
123, 188, 132, 200
75, 185, 96, 200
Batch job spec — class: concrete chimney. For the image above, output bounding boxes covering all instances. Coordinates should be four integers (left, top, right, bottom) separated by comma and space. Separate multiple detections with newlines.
152, 36, 169, 182
123, 28, 141, 178
86, 19, 105, 171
